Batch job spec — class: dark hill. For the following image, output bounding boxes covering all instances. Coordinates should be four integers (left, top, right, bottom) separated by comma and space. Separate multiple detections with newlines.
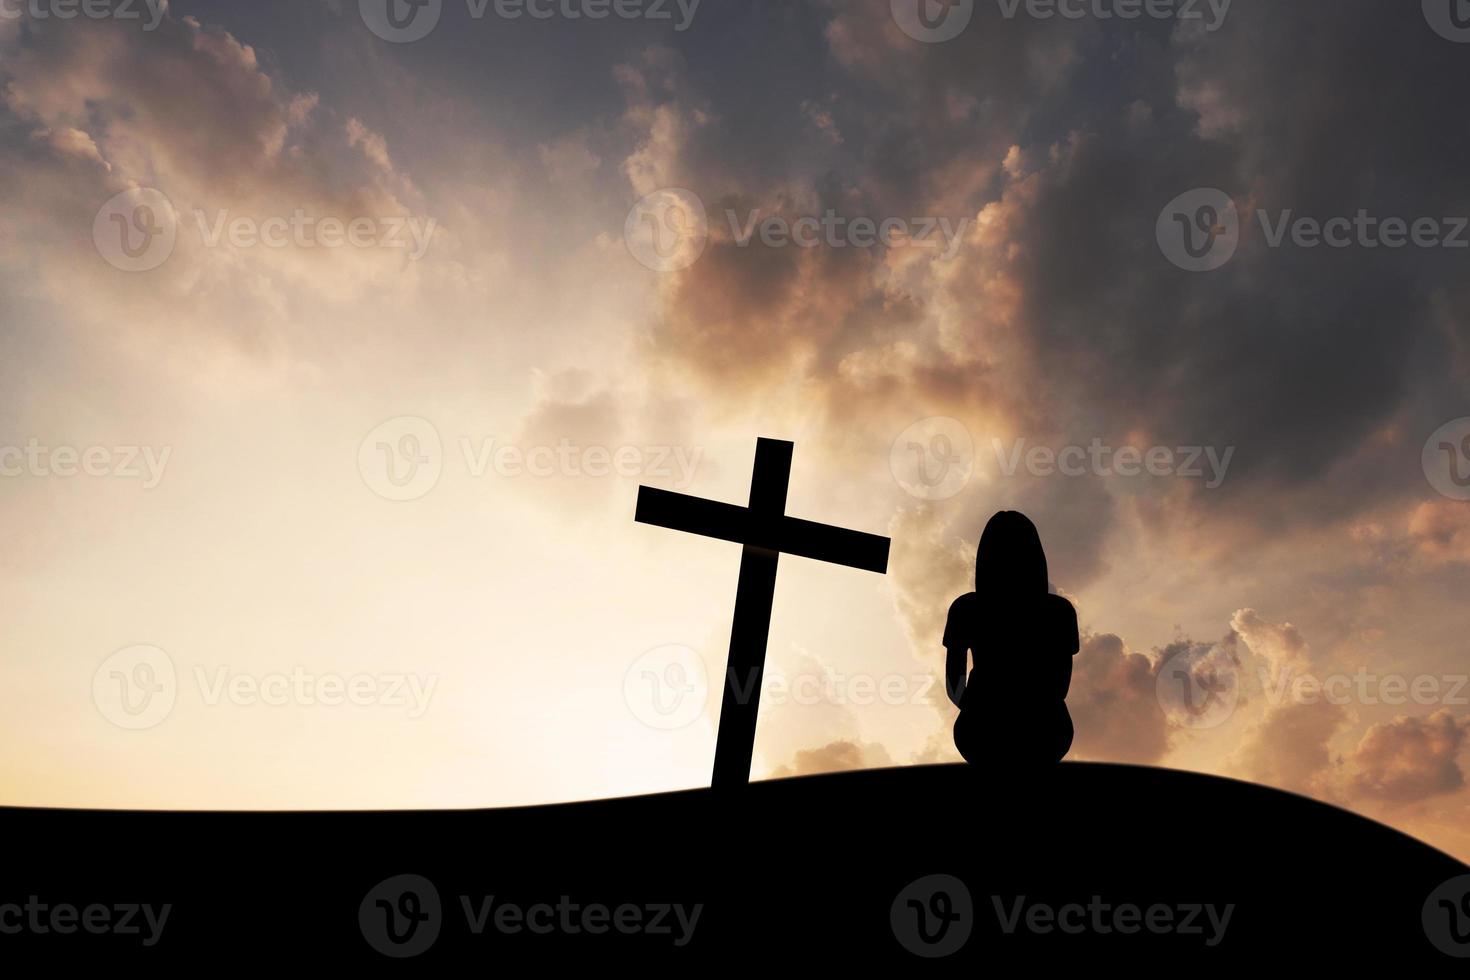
2, 762, 1465, 966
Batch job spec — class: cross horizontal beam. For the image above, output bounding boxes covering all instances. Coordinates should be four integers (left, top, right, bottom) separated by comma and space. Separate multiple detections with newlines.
635, 487, 890, 573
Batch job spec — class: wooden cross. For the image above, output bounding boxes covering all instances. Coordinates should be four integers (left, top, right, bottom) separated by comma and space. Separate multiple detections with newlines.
635, 438, 890, 791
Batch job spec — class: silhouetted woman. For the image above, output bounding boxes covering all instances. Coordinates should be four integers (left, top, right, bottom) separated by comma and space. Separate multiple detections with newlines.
944, 511, 1079, 770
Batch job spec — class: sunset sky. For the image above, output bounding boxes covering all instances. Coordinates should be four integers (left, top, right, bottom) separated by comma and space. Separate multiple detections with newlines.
2, 0, 1469, 861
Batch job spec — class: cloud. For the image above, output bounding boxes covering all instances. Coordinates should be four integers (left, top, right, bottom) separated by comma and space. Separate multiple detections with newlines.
630, 1, 1468, 549
537, 131, 603, 185
1406, 500, 1470, 566
755, 644, 899, 779
346, 118, 396, 175
0, 10, 478, 362
911, 729, 962, 766
1348, 710, 1470, 804
800, 98, 844, 146
885, 507, 974, 658
491, 368, 706, 518
1068, 633, 1171, 764
1228, 610, 1349, 797
1230, 609, 1311, 675
1231, 697, 1347, 799
771, 739, 894, 778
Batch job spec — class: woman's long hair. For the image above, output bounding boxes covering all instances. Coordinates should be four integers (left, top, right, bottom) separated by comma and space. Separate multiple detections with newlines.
975, 511, 1049, 596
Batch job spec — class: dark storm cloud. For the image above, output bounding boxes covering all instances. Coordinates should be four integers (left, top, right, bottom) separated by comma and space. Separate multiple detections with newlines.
1023, 1, 1469, 493
145, 5, 1469, 509
130, 4, 1467, 564
627, 0, 1470, 547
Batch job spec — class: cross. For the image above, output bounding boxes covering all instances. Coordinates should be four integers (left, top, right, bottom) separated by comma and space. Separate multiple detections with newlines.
635, 438, 890, 791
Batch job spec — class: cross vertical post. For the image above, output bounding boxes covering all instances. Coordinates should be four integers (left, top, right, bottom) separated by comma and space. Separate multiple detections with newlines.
710, 438, 790, 792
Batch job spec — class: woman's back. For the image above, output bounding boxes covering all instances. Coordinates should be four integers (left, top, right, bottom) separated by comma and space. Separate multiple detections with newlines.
944, 591, 1078, 707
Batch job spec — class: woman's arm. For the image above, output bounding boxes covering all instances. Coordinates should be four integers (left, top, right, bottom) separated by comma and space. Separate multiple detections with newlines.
1047, 594, 1080, 699
942, 595, 973, 709
945, 643, 969, 709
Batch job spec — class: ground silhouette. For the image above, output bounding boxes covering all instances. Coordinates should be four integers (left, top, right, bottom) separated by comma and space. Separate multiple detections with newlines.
3, 762, 1464, 965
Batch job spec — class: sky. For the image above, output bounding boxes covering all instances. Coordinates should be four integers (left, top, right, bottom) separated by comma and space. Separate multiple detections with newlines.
1, 0, 1469, 860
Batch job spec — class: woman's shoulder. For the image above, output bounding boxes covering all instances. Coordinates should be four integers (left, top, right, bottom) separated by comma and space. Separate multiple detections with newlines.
1042, 592, 1077, 619
945, 593, 979, 628
943, 593, 978, 647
